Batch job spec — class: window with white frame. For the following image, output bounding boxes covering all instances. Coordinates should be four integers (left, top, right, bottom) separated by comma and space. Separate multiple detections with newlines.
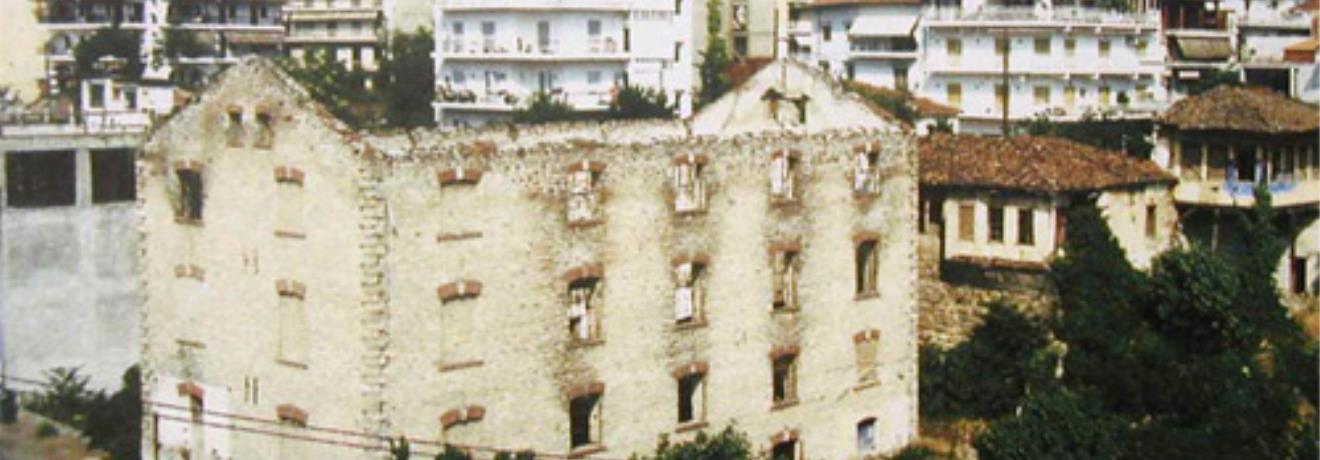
853, 144, 881, 195
567, 162, 603, 225
568, 277, 601, 342
770, 150, 799, 203
672, 154, 707, 214
673, 259, 706, 324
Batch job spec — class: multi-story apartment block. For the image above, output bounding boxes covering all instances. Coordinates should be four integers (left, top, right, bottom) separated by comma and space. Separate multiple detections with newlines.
1152, 85, 1319, 298
794, 0, 1166, 134
1238, 0, 1318, 102
433, 0, 695, 127
284, 0, 385, 72
160, 0, 285, 86
1161, 0, 1236, 97
141, 58, 917, 460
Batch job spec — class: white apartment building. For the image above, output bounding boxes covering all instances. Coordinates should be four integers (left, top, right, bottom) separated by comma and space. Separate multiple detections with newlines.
284, 0, 385, 72
794, 0, 1167, 134
34, 0, 285, 122
433, 0, 695, 127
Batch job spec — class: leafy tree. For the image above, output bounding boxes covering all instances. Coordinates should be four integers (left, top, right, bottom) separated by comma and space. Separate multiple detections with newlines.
698, 0, 732, 104
280, 49, 375, 127
74, 27, 143, 80
378, 29, 436, 128
642, 425, 753, 460
82, 366, 141, 460
885, 445, 949, 460
24, 367, 94, 427
1019, 114, 1153, 157
608, 85, 673, 120
920, 302, 1054, 420
974, 388, 1125, 460
513, 91, 582, 125
979, 198, 1320, 460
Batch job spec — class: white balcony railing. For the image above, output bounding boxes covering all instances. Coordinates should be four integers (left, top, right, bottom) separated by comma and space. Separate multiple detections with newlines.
440, 36, 627, 59
922, 6, 1158, 27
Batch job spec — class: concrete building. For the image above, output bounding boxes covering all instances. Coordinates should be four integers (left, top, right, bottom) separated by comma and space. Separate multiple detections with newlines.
284, 0, 385, 72
0, 121, 143, 391
139, 57, 918, 460
433, 0, 696, 127
790, 0, 1166, 134
1240, 0, 1319, 102
919, 134, 1177, 283
1152, 84, 1320, 298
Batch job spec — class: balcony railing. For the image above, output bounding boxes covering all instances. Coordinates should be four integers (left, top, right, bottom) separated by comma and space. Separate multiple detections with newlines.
437, 86, 615, 111
440, 0, 634, 11
440, 36, 627, 59
923, 6, 1157, 26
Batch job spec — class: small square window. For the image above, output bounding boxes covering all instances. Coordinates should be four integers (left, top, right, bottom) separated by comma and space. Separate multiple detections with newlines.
91, 149, 135, 203
1034, 37, 1050, 55
6, 151, 76, 208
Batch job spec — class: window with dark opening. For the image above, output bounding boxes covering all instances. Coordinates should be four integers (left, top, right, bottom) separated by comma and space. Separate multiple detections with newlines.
772, 355, 797, 404
772, 249, 799, 310
6, 151, 76, 208
255, 112, 274, 149
771, 440, 797, 460
226, 109, 245, 147
1017, 208, 1034, 245
177, 169, 204, 221
677, 374, 702, 423
569, 394, 600, 449
856, 418, 876, 454
1145, 205, 1157, 238
1235, 147, 1257, 183
989, 205, 1005, 242
91, 149, 135, 203
855, 240, 878, 295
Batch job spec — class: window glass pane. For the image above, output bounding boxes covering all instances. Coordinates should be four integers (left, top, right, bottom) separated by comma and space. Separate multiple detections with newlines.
6, 151, 76, 208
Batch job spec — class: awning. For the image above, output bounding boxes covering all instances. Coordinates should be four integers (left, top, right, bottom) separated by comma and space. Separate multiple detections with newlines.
224, 31, 283, 46
286, 10, 380, 22
849, 14, 918, 37
1174, 36, 1233, 61
1284, 38, 1318, 63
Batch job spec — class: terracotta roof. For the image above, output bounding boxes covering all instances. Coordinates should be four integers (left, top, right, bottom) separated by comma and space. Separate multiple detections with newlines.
1158, 85, 1319, 133
919, 134, 1174, 193
808, 0, 922, 7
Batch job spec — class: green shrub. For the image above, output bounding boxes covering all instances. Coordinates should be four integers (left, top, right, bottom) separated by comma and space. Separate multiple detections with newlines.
35, 421, 59, 439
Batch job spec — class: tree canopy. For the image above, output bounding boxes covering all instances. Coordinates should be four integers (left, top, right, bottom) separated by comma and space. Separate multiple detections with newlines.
698, 0, 732, 105
972, 188, 1318, 460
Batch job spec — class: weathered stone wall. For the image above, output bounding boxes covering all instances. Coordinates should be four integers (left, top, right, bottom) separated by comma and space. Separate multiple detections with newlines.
916, 234, 1056, 348
141, 59, 920, 460
139, 63, 373, 460
382, 127, 920, 459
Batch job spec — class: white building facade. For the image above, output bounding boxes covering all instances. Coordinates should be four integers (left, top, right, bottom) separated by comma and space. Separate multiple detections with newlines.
433, 0, 695, 127
284, 0, 385, 72
795, 0, 1166, 134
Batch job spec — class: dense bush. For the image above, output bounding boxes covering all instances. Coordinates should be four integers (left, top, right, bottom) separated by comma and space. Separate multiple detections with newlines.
608, 85, 673, 120
920, 301, 1054, 420
24, 366, 141, 460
